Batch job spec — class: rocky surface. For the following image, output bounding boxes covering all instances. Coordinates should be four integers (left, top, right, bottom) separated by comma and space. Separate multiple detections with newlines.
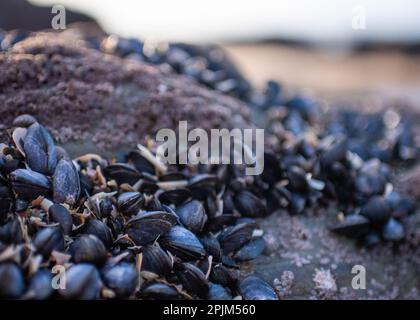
0, 32, 250, 156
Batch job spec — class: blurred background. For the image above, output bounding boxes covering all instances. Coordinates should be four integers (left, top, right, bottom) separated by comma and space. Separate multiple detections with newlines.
2, 0, 420, 99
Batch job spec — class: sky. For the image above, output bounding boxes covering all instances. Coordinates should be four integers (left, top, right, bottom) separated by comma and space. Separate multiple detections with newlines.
31, 0, 420, 43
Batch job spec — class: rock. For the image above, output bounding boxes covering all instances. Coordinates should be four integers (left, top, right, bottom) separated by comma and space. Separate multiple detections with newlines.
0, 31, 251, 157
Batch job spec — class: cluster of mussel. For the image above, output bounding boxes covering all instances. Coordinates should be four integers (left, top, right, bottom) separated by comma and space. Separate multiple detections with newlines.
264, 93, 417, 245
0, 115, 278, 300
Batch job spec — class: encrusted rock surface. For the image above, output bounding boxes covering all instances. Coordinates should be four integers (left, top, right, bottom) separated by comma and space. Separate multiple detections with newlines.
0, 32, 250, 156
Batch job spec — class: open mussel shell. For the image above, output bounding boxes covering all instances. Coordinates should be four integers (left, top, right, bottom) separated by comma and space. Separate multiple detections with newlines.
160, 225, 206, 261
101, 262, 139, 298
0, 263, 25, 299
360, 196, 391, 226
233, 190, 267, 218
141, 243, 173, 275
330, 214, 370, 238
125, 211, 177, 246
140, 282, 181, 300
53, 159, 80, 206
10, 169, 51, 201
24, 269, 53, 300
59, 263, 102, 300
80, 219, 113, 248
117, 191, 145, 216
239, 275, 278, 300
23, 122, 57, 175
217, 220, 256, 254
174, 262, 209, 298
69, 234, 108, 266
233, 237, 266, 262
49, 204, 73, 235
176, 200, 207, 233
104, 163, 141, 185
158, 188, 191, 206
33, 227, 65, 258
198, 233, 222, 262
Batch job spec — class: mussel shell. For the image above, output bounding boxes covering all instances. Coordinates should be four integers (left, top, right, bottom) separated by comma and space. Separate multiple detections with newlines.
23, 123, 57, 175
330, 214, 370, 238
33, 227, 65, 258
160, 225, 206, 261
59, 263, 102, 299
233, 237, 266, 262
188, 174, 218, 190
101, 262, 139, 298
10, 169, 51, 201
210, 263, 237, 287
117, 191, 145, 216
174, 262, 209, 298
14, 198, 29, 213
141, 243, 173, 275
125, 211, 177, 246
158, 188, 191, 206
97, 197, 114, 218
382, 218, 404, 241
176, 200, 207, 233
286, 166, 309, 192
25, 269, 53, 300
53, 159, 80, 206
141, 283, 180, 300
0, 219, 24, 244
69, 234, 108, 266
239, 275, 278, 300
104, 163, 141, 185
207, 282, 232, 300
360, 196, 391, 226
0, 263, 25, 299
80, 219, 113, 248
320, 140, 348, 169
49, 204, 73, 235
217, 221, 256, 254
198, 233, 222, 262
12, 114, 37, 128
233, 190, 267, 218
207, 214, 238, 232
0, 186, 13, 220
127, 150, 155, 175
